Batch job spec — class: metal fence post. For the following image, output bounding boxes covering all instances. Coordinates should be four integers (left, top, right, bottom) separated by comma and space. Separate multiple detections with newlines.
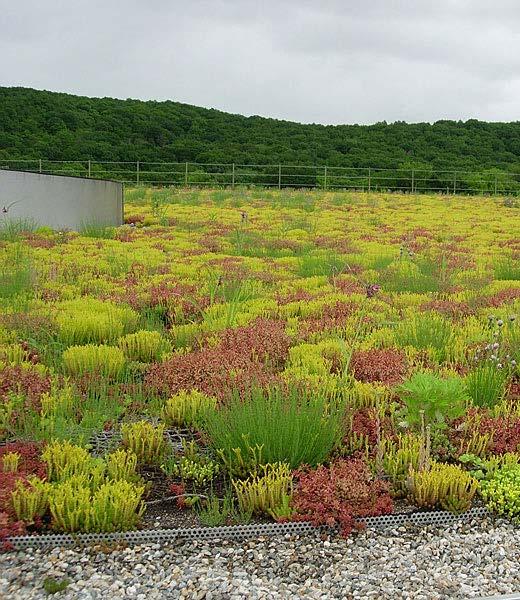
88, 160, 91, 178
232, 163, 235, 188
39, 159, 42, 174
278, 164, 282, 190
368, 167, 371, 193
411, 169, 415, 194
453, 172, 457, 195
136, 161, 140, 185
324, 165, 327, 190
494, 174, 498, 196
184, 162, 188, 186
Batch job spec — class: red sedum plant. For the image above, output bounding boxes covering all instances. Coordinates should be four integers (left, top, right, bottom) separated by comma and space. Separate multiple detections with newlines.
145, 319, 287, 400
350, 348, 407, 386
0, 442, 47, 548
291, 458, 393, 537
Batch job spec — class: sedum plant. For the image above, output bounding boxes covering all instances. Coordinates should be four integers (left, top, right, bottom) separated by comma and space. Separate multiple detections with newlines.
117, 330, 171, 363
62, 344, 126, 379
292, 458, 393, 537
407, 462, 478, 513
105, 449, 140, 483
121, 421, 167, 465
480, 464, 520, 522
11, 477, 52, 524
2, 451, 20, 473
56, 298, 139, 345
162, 441, 220, 487
232, 462, 293, 518
58, 313, 124, 347
42, 440, 100, 482
161, 389, 217, 428
49, 478, 145, 533
380, 434, 428, 497
89, 480, 146, 532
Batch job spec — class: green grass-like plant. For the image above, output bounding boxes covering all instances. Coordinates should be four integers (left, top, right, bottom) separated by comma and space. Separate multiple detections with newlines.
395, 313, 454, 362
465, 364, 509, 408
79, 221, 115, 239
203, 385, 344, 470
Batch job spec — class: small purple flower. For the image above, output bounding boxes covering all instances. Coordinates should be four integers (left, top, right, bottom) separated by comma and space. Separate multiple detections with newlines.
366, 284, 381, 298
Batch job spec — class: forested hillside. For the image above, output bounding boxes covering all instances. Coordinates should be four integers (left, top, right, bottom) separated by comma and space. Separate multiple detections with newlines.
1, 87, 520, 175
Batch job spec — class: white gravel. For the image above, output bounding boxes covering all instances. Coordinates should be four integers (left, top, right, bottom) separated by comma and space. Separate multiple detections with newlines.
1, 518, 519, 599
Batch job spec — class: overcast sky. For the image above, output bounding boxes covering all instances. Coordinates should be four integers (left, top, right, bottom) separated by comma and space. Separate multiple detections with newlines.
1, 0, 520, 125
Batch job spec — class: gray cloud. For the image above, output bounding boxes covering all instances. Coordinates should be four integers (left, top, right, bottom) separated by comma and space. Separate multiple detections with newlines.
1, 0, 519, 124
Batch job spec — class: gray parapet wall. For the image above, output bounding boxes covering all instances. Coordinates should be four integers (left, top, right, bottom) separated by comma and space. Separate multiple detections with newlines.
0, 169, 123, 230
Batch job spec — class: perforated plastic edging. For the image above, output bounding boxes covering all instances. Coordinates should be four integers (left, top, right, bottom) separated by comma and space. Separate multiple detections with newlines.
7, 507, 490, 550
361, 505, 489, 530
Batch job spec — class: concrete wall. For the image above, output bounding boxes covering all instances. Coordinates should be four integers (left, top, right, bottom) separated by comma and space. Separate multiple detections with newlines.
0, 169, 123, 231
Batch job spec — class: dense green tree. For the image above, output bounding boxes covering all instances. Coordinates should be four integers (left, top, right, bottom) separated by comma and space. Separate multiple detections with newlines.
1, 86, 519, 192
